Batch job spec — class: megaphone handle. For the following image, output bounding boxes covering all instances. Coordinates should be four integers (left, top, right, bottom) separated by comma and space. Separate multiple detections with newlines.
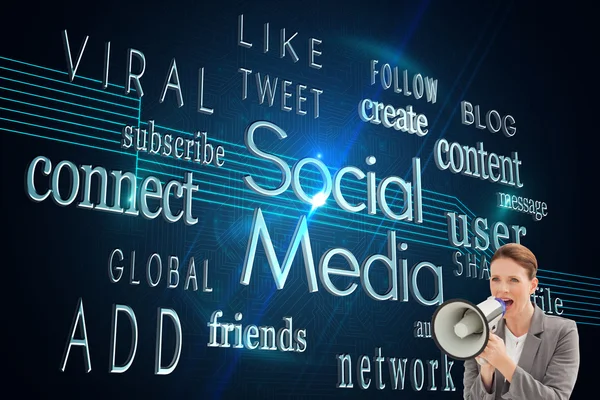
476, 357, 488, 366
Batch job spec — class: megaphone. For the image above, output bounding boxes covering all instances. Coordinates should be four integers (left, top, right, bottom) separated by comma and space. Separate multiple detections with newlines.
431, 296, 506, 362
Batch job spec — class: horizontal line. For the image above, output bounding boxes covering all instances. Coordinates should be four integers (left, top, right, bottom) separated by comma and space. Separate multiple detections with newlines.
423, 188, 476, 217
0, 75, 139, 110
537, 268, 600, 281
576, 321, 600, 327
537, 275, 600, 288
561, 313, 600, 320
552, 291, 600, 301
0, 86, 137, 119
134, 154, 456, 225
561, 306, 600, 313
0, 61, 138, 100
137, 158, 449, 233
562, 298, 600, 307
537, 282, 600, 294
0, 106, 119, 136
0, 96, 130, 126
218, 158, 441, 210
137, 165, 451, 243
0, 117, 119, 144
0, 127, 134, 156
134, 170, 456, 249
0, 56, 131, 90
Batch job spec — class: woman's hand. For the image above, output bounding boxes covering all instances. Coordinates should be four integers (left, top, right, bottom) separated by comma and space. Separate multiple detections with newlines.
480, 333, 517, 382
479, 333, 508, 367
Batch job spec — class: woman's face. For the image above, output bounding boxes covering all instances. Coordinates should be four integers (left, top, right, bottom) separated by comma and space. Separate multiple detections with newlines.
490, 257, 538, 318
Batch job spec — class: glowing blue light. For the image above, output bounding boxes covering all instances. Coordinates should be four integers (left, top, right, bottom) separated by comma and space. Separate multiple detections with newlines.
311, 191, 327, 208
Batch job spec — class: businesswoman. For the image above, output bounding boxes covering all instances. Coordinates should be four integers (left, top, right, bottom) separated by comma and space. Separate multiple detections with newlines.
463, 243, 580, 399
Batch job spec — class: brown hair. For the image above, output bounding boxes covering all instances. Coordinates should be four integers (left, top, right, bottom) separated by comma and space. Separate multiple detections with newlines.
490, 243, 538, 280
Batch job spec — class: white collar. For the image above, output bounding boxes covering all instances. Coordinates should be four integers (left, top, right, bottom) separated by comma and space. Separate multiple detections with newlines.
505, 328, 527, 345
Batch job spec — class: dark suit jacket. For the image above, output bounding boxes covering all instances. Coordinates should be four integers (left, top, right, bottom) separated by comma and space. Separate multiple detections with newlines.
463, 304, 580, 399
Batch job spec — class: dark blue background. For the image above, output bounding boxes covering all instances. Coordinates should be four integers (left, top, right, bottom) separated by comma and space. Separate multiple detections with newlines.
1, 1, 595, 399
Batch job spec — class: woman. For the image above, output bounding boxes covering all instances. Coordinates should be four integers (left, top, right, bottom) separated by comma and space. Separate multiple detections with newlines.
463, 243, 580, 399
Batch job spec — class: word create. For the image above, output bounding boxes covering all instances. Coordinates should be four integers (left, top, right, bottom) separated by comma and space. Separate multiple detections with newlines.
358, 99, 429, 136
461, 101, 516, 137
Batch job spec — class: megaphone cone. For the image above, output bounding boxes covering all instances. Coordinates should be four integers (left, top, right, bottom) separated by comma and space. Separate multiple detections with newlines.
431, 296, 506, 360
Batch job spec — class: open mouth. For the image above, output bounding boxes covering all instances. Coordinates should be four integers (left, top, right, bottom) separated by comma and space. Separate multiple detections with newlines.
502, 299, 514, 309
